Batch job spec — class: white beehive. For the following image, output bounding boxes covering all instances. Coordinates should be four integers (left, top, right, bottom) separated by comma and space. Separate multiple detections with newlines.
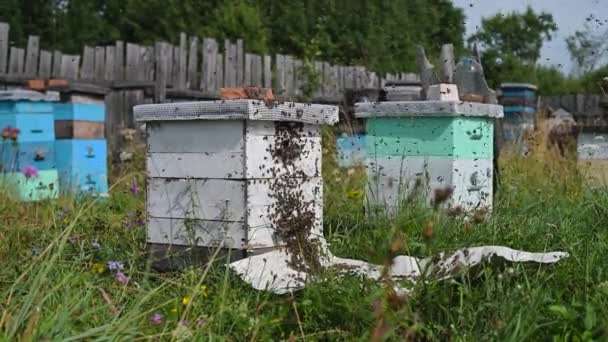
134, 100, 338, 265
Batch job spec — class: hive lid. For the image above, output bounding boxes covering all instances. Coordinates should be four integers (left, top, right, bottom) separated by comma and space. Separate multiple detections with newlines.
133, 99, 339, 125
354, 100, 504, 118
500, 83, 538, 91
0, 90, 59, 102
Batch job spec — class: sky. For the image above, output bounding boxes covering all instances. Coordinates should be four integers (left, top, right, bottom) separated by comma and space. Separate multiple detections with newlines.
451, 0, 608, 74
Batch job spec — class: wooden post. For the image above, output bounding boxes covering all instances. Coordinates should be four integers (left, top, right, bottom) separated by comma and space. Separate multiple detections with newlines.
0, 23, 8, 75
8, 47, 24, 75
94, 46, 105, 81
201, 38, 218, 93
52, 50, 62, 77
178, 32, 187, 89
263, 55, 271, 88
81, 46, 94, 80
104, 46, 115, 81
155, 42, 169, 103
38, 50, 52, 78
24, 35, 40, 77
187, 36, 198, 89
115, 41, 125, 81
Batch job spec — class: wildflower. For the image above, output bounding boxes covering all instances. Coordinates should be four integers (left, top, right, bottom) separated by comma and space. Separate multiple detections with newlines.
10, 128, 20, 141
197, 319, 206, 328
182, 296, 191, 305
179, 319, 189, 326
347, 190, 363, 200
1, 125, 11, 139
170, 307, 178, 315
107, 261, 124, 270
115, 272, 130, 285
92, 263, 106, 274
130, 180, 139, 196
22, 165, 39, 179
32, 248, 40, 256
92, 241, 101, 249
199, 285, 208, 298
150, 312, 164, 325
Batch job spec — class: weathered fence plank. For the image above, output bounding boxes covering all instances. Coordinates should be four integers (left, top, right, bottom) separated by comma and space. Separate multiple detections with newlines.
187, 36, 198, 89
252, 54, 262, 87
275, 54, 285, 93
8, 47, 24, 75
216, 53, 224, 90
94, 46, 105, 81
115, 41, 125, 81
80, 46, 94, 80
126, 43, 140, 80
38, 50, 52, 78
294, 59, 303, 97
142, 46, 154, 81
244, 53, 252, 86
236, 39, 244, 85
263, 55, 271, 88
0, 23, 8, 74
155, 42, 170, 103
52, 50, 62, 77
201, 38, 218, 93
172, 45, 179, 86
24, 35, 40, 77
177, 33, 187, 89
60, 54, 80, 79
285, 55, 294, 97
224, 40, 237, 87
104, 46, 115, 81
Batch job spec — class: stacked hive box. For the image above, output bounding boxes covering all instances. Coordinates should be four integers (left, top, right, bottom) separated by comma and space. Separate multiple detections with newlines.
336, 134, 366, 168
134, 100, 338, 270
0, 91, 59, 201
53, 94, 108, 197
499, 83, 537, 151
355, 100, 503, 213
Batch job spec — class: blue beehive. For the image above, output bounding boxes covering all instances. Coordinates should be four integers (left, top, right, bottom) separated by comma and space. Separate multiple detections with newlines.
53, 98, 108, 197
0, 90, 59, 201
499, 83, 537, 151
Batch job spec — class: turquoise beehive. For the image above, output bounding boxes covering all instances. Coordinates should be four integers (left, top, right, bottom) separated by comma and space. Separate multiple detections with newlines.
355, 100, 503, 213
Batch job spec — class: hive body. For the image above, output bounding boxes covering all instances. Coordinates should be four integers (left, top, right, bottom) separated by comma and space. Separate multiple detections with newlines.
355, 100, 503, 213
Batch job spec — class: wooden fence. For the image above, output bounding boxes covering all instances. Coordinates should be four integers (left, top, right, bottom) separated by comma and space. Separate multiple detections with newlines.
540, 94, 608, 130
0, 22, 419, 152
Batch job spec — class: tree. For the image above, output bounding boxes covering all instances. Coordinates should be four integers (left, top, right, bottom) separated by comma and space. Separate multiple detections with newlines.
468, 7, 558, 88
566, 24, 608, 76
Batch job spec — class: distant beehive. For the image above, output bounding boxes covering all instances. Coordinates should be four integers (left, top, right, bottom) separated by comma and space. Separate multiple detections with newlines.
355, 100, 503, 213
53, 92, 108, 197
498, 83, 537, 150
134, 100, 338, 270
0, 90, 59, 201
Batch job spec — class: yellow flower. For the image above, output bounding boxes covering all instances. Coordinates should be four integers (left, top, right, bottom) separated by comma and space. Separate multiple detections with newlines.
170, 307, 178, 315
182, 296, 191, 305
199, 285, 208, 298
92, 263, 106, 274
347, 190, 363, 200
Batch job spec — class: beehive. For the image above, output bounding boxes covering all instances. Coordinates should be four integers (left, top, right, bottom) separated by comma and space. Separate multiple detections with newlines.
355, 100, 503, 213
134, 100, 338, 268
336, 134, 366, 168
53, 95, 108, 197
0, 90, 59, 201
499, 83, 537, 150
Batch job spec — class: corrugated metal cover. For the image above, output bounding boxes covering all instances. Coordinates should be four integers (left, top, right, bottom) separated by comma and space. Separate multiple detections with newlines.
133, 99, 339, 125
0, 90, 59, 102
354, 101, 504, 118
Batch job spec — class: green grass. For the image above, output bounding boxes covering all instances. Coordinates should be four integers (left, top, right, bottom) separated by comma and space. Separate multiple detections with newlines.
1, 130, 608, 341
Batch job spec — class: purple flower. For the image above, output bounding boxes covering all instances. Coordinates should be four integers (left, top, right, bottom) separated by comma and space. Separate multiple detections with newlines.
197, 319, 206, 328
179, 319, 189, 326
150, 312, 163, 325
22, 165, 39, 179
115, 272, 130, 285
130, 181, 139, 196
107, 261, 124, 270
92, 242, 101, 249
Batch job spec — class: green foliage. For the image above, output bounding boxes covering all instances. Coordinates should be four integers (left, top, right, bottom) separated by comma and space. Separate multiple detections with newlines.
0, 0, 465, 73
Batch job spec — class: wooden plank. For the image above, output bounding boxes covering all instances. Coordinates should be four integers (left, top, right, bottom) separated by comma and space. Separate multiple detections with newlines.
252, 54, 262, 87
126, 43, 140, 80
244, 53, 251, 86
245, 135, 321, 178
263, 55, 271, 88
94, 46, 105, 81
201, 38, 218, 92
60, 54, 80, 79
147, 178, 245, 221
177, 32, 187, 89
147, 120, 244, 153
142, 46, 154, 81
104, 46, 115, 81
52, 51, 62, 77
294, 59, 303, 98
187, 36, 198, 89
216, 53, 223, 90
275, 54, 285, 94
24, 35, 40, 77
224, 40, 236, 87
8, 47, 24, 75
285, 55, 295, 98
147, 152, 244, 179
38, 50, 52, 78
147, 217, 246, 248
80, 46, 95, 80
154, 42, 170, 103
172, 45, 180, 86
114, 41, 125, 81
236, 39, 244, 85
0, 23, 8, 74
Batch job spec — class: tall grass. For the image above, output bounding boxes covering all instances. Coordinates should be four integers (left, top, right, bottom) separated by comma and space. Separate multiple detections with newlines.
0, 125, 607, 341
